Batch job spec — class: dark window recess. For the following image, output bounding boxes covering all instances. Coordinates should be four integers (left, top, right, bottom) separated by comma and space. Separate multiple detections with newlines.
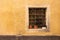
29, 8, 47, 29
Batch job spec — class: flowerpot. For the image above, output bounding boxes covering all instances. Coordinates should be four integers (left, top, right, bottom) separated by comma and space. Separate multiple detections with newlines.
34, 25, 38, 29
29, 25, 32, 29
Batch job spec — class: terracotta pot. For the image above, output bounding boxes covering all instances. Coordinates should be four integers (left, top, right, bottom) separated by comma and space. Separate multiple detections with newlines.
34, 25, 38, 29
29, 25, 32, 29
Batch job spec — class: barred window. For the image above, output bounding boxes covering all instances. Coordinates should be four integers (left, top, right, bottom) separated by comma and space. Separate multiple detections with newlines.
28, 8, 47, 29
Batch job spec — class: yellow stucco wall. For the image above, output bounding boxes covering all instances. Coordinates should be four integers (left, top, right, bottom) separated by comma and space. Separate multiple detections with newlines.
0, 0, 60, 36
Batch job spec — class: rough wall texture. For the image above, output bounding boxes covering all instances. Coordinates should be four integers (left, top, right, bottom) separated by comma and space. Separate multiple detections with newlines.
0, 0, 60, 36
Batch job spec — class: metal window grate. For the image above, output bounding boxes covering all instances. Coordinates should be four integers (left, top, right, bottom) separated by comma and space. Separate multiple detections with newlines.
29, 8, 47, 29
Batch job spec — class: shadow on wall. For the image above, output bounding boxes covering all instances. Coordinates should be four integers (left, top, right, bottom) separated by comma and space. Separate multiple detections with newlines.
0, 35, 60, 40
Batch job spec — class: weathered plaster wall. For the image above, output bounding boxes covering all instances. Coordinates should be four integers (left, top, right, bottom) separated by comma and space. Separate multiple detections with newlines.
0, 0, 60, 36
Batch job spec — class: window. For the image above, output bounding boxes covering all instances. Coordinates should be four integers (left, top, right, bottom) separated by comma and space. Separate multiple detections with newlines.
29, 8, 47, 29
26, 5, 50, 31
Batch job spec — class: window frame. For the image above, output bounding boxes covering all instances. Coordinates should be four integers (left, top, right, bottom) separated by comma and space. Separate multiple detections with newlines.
25, 5, 50, 32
